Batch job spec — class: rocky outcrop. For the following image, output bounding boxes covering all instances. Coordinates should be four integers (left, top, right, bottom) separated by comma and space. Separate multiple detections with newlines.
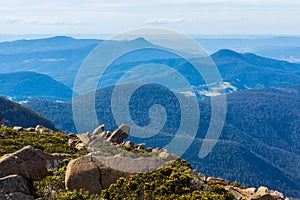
76, 124, 175, 158
76, 125, 110, 150
225, 185, 290, 200
0, 145, 66, 199
77, 124, 131, 151
203, 176, 291, 200
0, 125, 292, 199
9, 125, 53, 133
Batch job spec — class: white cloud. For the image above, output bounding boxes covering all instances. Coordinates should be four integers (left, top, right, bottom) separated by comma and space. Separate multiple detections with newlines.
0, 16, 19, 23
31, 19, 82, 25
145, 17, 192, 25
0, 16, 82, 25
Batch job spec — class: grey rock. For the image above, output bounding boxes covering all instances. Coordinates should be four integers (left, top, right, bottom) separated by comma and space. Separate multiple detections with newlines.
105, 131, 112, 138
225, 186, 244, 200
224, 185, 288, 200
136, 143, 146, 150
269, 190, 285, 199
257, 186, 269, 196
24, 127, 35, 132
0, 174, 32, 195
92, 124, 105, 135
158, 152, 169, 159
151, 147, 167, 154
13, 126, 23, 131
77, 132, 91, 145
35, 125, 52, 133
124, 141, 134, 149
245, 187, 257, 195
107, 124, 130, 144
0, 145, 61, 181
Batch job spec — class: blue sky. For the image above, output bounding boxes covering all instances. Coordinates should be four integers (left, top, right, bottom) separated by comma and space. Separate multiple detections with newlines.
0, 0, 300, 36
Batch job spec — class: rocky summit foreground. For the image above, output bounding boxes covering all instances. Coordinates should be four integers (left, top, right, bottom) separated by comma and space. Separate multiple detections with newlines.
0, 124, 292, 199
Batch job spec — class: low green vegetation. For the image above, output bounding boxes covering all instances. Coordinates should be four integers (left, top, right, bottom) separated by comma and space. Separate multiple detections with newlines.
101, 159, 235, 200
33, 158, 235, 200
0, 126, 87, 156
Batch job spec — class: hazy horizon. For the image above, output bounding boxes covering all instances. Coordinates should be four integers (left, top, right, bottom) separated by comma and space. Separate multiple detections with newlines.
1, 33, 300, 42
1, 0, 299, 36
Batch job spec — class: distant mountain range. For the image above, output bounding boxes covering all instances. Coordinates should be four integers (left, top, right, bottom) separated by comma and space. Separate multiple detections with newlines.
0, 71, 73, 102
195, 36, 300, 63
87, 48, 300, 96
24, 84, 300, 197
0, 36, 299, 92
0, 96, 55, 130
0, 36, 100, 87
206, 49, 300, 94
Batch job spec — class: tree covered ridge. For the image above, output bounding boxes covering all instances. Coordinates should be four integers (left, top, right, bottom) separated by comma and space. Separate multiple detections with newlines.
0, 96, 55, 130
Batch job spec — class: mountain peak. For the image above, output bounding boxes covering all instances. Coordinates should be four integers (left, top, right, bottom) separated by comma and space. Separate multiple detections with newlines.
129, 37, 154, 46
132, 37, 147, 42
36, 35, 76, 42
211, 49, 243, 58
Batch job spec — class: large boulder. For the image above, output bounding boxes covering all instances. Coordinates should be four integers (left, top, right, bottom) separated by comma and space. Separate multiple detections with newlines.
65, 154, 173, 194
65, 155, 131, 194
0, 146, 62, 181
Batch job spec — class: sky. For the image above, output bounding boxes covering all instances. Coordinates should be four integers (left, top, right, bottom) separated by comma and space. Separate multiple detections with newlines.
0, 0, 300, 37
